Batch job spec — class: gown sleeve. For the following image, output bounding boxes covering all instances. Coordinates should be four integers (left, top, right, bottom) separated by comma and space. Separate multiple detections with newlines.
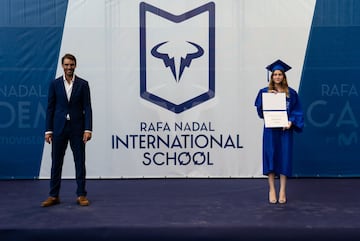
288, 89, 304, 133
254, 89, 264, 119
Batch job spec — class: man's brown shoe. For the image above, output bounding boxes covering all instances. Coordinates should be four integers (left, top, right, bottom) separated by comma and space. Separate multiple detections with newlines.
41, 196, 60, 207
77, 196, 90, 206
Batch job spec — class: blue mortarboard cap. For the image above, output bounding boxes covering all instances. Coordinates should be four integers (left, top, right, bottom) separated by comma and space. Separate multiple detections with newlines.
266, 59, 291, 81
266, 59, 291, 72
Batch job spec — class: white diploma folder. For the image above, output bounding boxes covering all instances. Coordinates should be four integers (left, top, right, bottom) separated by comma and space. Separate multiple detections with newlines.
262, 92, 288, 128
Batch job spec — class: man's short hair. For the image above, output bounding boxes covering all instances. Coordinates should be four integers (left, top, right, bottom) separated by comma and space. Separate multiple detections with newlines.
61, 53, 77, 65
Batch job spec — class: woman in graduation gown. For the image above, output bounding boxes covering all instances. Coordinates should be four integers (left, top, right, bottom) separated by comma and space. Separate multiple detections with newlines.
255, 59, 304, 204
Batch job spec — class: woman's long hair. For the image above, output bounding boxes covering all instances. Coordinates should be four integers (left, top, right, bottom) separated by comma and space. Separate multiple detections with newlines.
268, 70, 289, 97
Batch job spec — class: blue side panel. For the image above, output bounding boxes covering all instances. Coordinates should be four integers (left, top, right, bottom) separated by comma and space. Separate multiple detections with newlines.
294, 0, 360, 177
0, 0, 68, 179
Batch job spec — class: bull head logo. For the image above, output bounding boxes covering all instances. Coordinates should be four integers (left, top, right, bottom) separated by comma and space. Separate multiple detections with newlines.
151, 41, 204, 82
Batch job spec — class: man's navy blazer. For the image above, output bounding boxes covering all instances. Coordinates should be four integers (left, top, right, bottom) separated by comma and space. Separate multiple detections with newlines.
46, 76, 92, 136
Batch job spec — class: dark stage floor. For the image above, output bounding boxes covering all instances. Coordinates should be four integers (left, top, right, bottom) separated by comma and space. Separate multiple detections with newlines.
1, 178, 360, 241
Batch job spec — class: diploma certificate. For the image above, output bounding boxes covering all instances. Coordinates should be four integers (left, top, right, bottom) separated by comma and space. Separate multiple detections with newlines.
262, 92, 286, 110
263, 111, 289, 128
262, 92, 288, 128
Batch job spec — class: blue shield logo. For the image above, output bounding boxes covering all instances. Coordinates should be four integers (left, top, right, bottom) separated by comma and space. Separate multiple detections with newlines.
140, 2, 215, 113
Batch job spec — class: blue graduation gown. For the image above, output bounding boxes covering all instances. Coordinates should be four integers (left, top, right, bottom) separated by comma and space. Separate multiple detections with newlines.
255, 87, 304, 176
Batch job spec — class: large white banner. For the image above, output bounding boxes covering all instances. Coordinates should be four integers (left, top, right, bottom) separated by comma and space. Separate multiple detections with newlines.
40, 0, 315, 178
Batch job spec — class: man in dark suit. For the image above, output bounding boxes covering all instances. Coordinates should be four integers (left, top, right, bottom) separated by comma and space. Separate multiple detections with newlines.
41, 53, 92, 207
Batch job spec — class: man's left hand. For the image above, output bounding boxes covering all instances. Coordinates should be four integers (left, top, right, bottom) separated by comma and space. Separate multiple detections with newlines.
83, 132, 92, 143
